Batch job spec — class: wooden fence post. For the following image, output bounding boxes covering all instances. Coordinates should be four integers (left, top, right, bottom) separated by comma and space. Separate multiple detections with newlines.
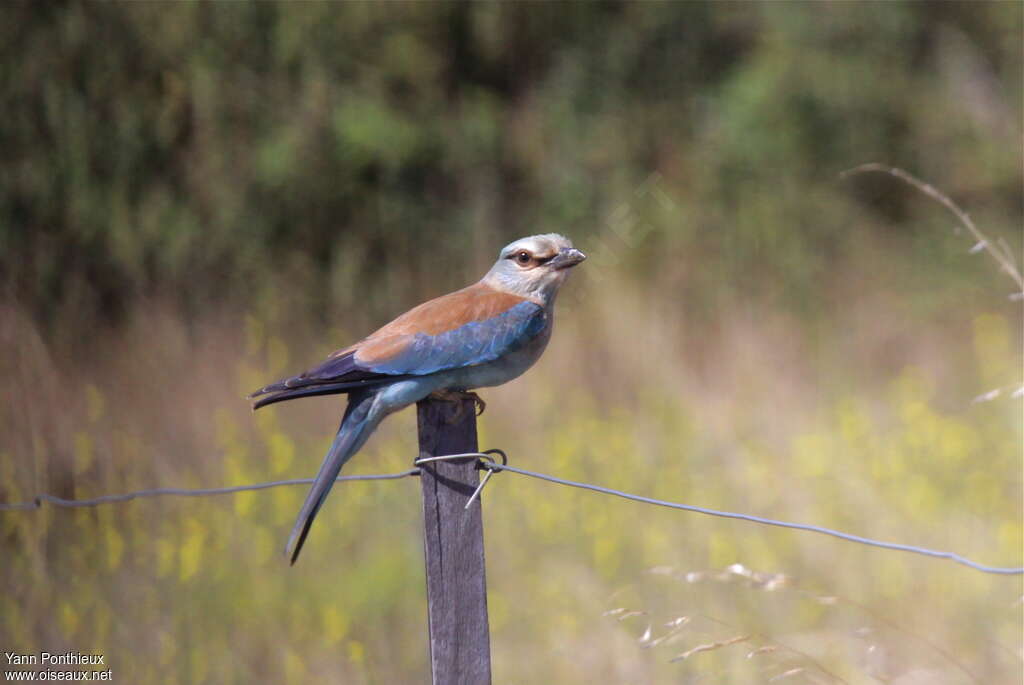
416, 397, 492, 685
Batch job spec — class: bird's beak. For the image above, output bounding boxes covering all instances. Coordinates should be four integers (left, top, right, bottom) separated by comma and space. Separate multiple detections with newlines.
550, 247, 587, 270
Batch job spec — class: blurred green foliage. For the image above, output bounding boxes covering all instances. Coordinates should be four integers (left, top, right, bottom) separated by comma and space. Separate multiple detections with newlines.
1, 2, 1022, 683
2, 2, 1020, 333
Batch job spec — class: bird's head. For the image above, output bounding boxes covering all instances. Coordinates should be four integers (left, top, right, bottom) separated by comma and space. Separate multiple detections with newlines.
482, 234, 586, 304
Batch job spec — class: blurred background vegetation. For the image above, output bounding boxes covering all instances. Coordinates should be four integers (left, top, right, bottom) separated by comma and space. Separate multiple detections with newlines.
1, 2, 1021, 683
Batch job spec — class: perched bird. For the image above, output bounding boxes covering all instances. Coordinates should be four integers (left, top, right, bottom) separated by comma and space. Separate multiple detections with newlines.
251, 234, 585, 564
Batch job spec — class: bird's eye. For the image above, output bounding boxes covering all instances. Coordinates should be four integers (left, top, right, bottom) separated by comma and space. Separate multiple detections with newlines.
515, 251, 532, 265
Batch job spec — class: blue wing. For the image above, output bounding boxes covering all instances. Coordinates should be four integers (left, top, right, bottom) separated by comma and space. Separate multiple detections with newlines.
358, 300, 546, 375
251, 297, 546, 409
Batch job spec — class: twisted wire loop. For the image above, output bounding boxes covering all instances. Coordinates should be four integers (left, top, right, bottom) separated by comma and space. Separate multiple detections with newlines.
1, 447, 1021, 575
412, 449, 506, 509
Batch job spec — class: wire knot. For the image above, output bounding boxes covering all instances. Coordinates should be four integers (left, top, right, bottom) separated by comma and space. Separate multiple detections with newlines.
413, 449, 508, 510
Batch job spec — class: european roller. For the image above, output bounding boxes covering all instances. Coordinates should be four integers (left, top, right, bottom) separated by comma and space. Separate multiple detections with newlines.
251, 234, 586, 564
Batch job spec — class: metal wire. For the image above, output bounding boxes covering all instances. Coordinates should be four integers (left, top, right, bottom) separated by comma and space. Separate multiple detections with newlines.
0, 470, 420, 510
415, 453, 1024, 575
1, 451, 1021, 576
483, 461, 1024, 576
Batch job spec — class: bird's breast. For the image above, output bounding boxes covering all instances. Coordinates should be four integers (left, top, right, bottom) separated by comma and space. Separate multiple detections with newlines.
442, 312, 553, 391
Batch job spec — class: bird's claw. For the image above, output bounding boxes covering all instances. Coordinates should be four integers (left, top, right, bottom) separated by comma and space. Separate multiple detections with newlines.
468, 392, 486, 417
430, 390, 486, 423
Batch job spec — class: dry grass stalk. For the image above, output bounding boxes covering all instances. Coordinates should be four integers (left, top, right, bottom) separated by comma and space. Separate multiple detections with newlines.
842, 163, 1023, 292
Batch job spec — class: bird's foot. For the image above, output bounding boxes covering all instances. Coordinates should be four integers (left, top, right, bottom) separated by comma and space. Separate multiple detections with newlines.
429, 389, 486, 423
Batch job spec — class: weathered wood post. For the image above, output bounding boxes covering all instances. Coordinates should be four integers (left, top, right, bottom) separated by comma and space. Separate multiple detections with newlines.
416, 397, 492, 684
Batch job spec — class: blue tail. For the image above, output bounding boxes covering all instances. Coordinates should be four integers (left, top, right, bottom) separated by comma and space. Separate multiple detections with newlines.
285, 391, 377, 564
